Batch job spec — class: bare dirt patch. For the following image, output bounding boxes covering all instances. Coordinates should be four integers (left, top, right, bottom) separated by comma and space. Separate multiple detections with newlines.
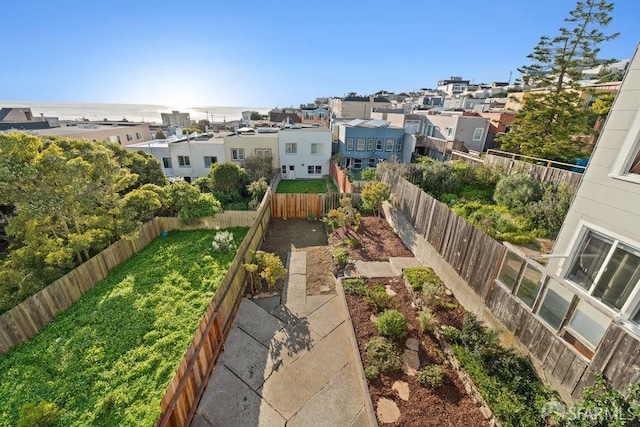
345, 277, 488, 427
328, 216, 413, 261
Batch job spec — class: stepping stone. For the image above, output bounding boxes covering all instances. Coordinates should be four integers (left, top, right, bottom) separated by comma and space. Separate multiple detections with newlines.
376, 398, 400, 424
405, 338, 419, 352
384, 285, 396, 296
392, 381, 410, 401
401, 349, 420, 376
370, 314, 378, 324
320, 286, 331, 293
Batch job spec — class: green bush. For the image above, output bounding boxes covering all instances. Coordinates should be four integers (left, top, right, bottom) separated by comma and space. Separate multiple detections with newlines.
441, 325, 463, 343
451, 200, 484, 218
17, 401, 61, 427
422, 281, 446, 305
332, 248, 349, 268
459, 186, 494, 203
364, 285, 393, 312
361, 168, 377, 181
343, 278, 367, 296
417, 365, 446, 388
345, 237, 360, 248
417, 308, 436, 334
468, 205, 521, 235
376, 309, 408, 339
364, 365, 380, 380
493, 173, 543, 213
522, 183, 574, 238
404, 267, 443, 291
365, 337, 402, 374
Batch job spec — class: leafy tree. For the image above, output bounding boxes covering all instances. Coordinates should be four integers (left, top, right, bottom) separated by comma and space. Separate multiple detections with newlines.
324, 197, 361, 232
208, 162, 251, 204
250, 112, 262, 120
493, 173, 543, 213
591, 93, 615, 116
361, 181, 390, 217
242, 153, 274, 181
195, 119, 211, 132
499, 0, 619, 162
164, 181, 221, 224
103, 143, 168, 189
154, 129, 166, 139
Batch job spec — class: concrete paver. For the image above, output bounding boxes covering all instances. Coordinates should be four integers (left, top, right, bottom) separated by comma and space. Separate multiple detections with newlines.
305, 295, 344, 337
348, 408, 370, 427
267, 320, 320, 367
354, 260, 399, 278
217, 326, 273, 390
288, 251, 307, 275
234, 297, 284, 343
389, 256, 423, 274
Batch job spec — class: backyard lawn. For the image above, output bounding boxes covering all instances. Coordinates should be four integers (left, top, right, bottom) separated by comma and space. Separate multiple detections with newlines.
276, 176, 336, 193
0, 228, 248, 427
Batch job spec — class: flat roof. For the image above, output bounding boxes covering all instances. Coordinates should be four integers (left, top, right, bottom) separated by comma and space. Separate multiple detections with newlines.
38, 123, 148, 136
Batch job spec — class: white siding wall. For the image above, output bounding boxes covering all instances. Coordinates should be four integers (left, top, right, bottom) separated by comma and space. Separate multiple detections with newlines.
278, 129, 332, 179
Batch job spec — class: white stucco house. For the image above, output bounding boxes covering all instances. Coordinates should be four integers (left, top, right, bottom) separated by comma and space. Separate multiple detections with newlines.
278, 127, 332, 180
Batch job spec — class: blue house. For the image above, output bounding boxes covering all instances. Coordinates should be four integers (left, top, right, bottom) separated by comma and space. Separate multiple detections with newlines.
335, 119, 407, 170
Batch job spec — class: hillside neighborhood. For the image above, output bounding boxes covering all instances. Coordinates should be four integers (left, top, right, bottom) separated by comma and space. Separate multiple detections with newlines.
2, 1, 640, 426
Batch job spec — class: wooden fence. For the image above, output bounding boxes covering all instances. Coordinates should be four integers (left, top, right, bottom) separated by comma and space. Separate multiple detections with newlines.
0, 212, 261, 355
270, 192, 362, 219
156, 196, 271, 427
484, 150, 584, 190
379, 172, 640, 400
380, 171, 505, 297
329, 162, 352, 193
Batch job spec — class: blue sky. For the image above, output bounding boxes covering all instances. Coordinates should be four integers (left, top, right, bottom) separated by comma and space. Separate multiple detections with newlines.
2, 0, 638, 108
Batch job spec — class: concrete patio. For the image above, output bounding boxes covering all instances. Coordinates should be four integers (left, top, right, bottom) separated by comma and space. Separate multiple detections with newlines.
192, 251, 374, 427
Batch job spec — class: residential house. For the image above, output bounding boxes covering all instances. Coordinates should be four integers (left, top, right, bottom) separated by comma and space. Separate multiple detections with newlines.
268, 109, 302, 127
223, 128, 279, 167
300, 106, 330, 128
278, 127, 332, 180
0, 107, 60, 130
412, 111, 490, 158
335, 119, 408, 170
329, 95, 392, 119
126, 134, 227, 182
35, 121, 153, 146
436, 76, 470, 96
161, 110, 191, 128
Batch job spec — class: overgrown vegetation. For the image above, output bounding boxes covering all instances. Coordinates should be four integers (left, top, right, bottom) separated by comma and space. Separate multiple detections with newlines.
0, 228, 248, 426
0, 133, 223, 314
443, 313, 556, 427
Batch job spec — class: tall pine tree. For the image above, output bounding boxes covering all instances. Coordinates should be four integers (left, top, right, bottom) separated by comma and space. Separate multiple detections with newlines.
499, 0, 619, 162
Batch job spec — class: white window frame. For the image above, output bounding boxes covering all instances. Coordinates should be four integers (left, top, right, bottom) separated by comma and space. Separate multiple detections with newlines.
353, 158, 362, 169
610, 109, 640, 184
231, 148, 245, 161
397, 138, 403, 152
255, 148, 271, 156
346, 137, 354, 151
204, 156, 217, 167
385, 138, 394, 152
126, 133, 133, 142
367, 138, 374, 151
178, 155, 191, 167
136, 132, 142, 140
315, 165, 322, 174
311, 143, 322, 155
473, 128, 484, 141
356, 138, 366, 151
375, 139, 383, 151
162, 157, 172, 168
285, 143, 297, 154
563, 221, 640, 322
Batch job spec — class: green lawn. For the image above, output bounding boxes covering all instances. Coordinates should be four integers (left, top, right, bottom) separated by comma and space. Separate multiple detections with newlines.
0, 228, 248, 427
276, 178, 330, 194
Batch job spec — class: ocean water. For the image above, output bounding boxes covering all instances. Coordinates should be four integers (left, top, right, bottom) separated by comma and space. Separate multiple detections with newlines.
0, 101, 272, 124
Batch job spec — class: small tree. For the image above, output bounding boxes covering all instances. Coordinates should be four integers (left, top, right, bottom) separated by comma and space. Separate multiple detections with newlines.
154, 129, 166, 139
242, 153, 274, 181
324, 197, 361, 233
246, 251, 287, 292
247, 178, 268, 209
209, 162, 251, 204
361, 181, 390, 217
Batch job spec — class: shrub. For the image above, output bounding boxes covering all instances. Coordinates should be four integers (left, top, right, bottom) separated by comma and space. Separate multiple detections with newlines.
360, 181, 391, 216
364, 285, 393, 312
418, 162, 462, 198
417, 365, 446, 388
493, 173, 543, 213
345, 237, 360, 248
376, 309, 408, 339
422, 281, 446, 306
364, 365, 380, 380
404, 267, 443, 292
522, 182, 574, 238
365, 336, 402, 373
17, 401, 62, 427
247, 178, 268, 208
343, 278, 367, 296
439, 193, 458, 205
253, 251, 287, 291
324, 197, 360, 232
417, 308, 437, 334
441, 326, 463, 343
211, 231, 237, 253
332, 248, 349, 268
361, 168, 377, 181
451, 200, 484, 218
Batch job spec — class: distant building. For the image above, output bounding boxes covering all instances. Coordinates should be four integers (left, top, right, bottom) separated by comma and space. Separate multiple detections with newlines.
0, 107, 60, 131
161, 110, 191, 128
223, 128, 280, 166
437, 77, 470, 96
412, 111, 490, 159
35, 121, 153, 146
335, 119, 409, 171
300, 107, 330, 128
268, 109, 302, 126
329, 95, 392, 119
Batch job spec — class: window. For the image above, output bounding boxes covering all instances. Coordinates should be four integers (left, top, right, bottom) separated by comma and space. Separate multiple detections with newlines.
289, 165, 295, 171
162, 157, 172, 168
356, 138, 366, 151
231, 148, 245, 161
446, 127, 454, 137
353, 159, 362, 170
178, 156, 190, 167
498, 250, 523, 291
473, 128, 484, 141
397, 138, 403, 152
281, 165, 287, 174
286, 143, 297, 154
136, 132, 142, 139
126, 133, 133, 142
375, 139, 383, 150
255, 148, 271, 156
566, 300, 611, 349
204, 156, 217, 167
368, 158, 377, 168
515, 263, 544, 308
567, 230, 640, 313
307, 165, 322, 175
311, 143, 322, 155
536, 278, 574, 330
385, 139, 394, 151
425, 124, 433, 136
610, 109, 640, 182
367, 138, 374, 151
346, 138, 354, 151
